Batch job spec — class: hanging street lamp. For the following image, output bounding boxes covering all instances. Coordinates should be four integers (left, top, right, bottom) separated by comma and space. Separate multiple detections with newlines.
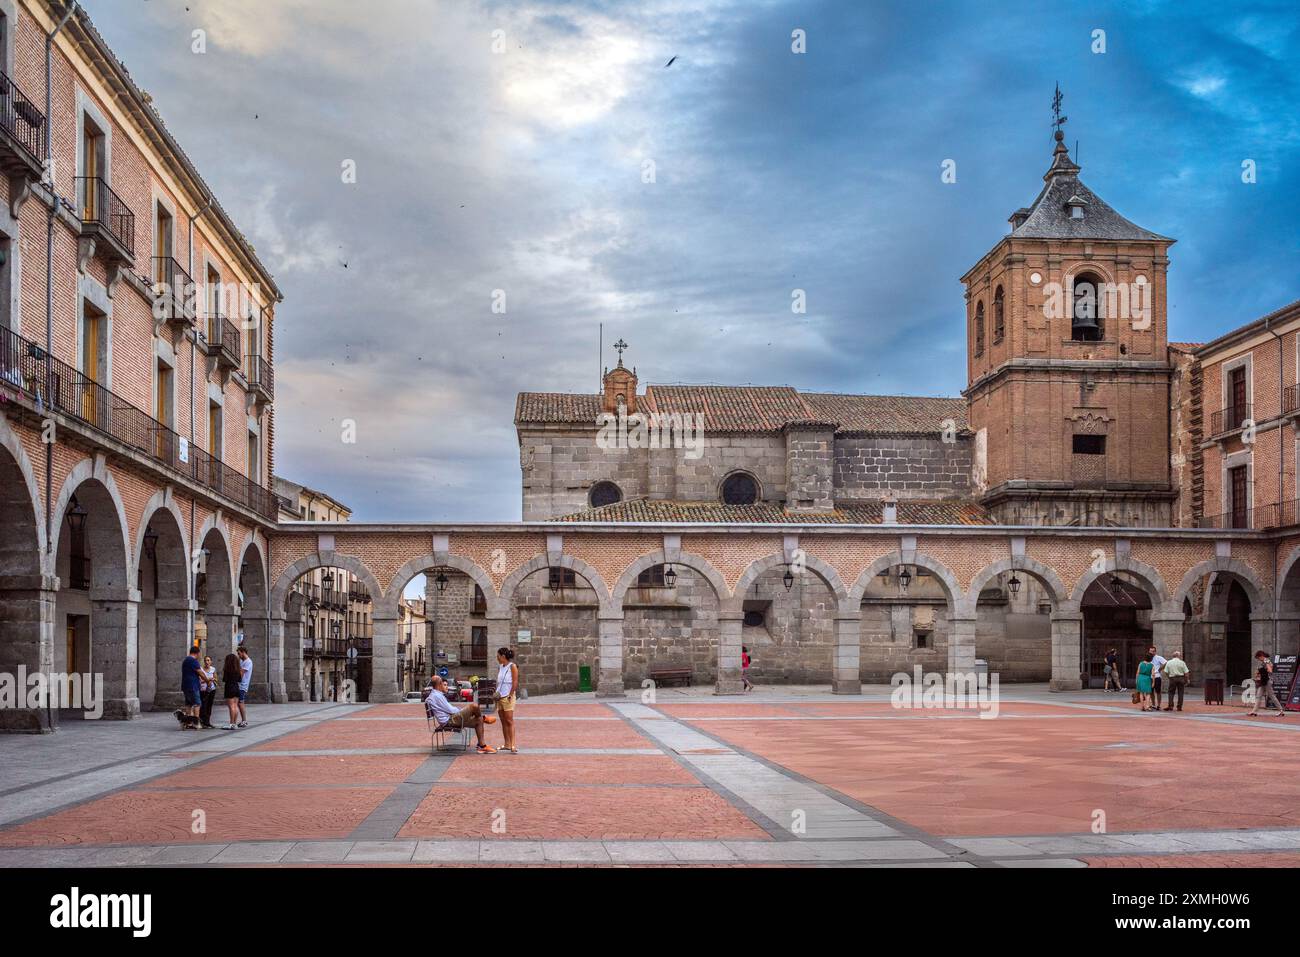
663, 564, 678, 588
898, 567, 912, 592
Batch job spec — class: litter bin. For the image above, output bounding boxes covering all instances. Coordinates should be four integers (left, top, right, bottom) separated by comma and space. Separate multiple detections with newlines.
578, 664, 593, 693
1203, 677, 1224, 705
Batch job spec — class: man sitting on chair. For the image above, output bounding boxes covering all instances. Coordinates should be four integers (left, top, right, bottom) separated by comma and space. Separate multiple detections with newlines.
426, 675, 496, 753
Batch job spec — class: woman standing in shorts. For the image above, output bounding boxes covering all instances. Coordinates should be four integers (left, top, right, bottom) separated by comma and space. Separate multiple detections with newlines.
495, 647, 520, 753
221, 653, 242, 730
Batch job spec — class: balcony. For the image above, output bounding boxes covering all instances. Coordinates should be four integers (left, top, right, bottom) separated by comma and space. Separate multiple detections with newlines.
459, 642, 488, 665
0, 325, 277, 521
0, 70, 45, 178
1196, 501, 1300, 531
1284, 385, 1300, 418
201, 314, 240, 371
243, 354, 274, 405
76, 176, 135, 266
151, 257, 196, 331
1209, 404, 1250, 439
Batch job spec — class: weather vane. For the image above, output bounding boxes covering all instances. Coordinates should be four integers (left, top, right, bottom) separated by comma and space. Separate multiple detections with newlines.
613, 338, 628, 365
1051, 82, 1067, 139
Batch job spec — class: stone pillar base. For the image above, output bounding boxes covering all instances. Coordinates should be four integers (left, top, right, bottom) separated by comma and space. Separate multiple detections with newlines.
100, 697, 141, 720
832, 677, 862, 695
0, 708, 57, 733
595, 687, 627, 698
270, 681, 288, 703
245, 682, 273, 704
287, 688, 306, 702
367, 689, 402, 704
1049, 677, 1083, 692
714, 677, 743, 695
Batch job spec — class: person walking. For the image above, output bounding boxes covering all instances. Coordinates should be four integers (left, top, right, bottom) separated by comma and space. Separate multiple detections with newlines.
199, 654, 218, 728
220, 653, 242, 730
1103, 647, 1124, 692
1247, 650, 1287, 718
174, 645, 204, 730
495, 647, 520, 753
1135, 653, 1155, 712
1163, 651, 1190, 712
236, 645, 253, 728
741, 645, 755, 691
1147, 645, 1167, 711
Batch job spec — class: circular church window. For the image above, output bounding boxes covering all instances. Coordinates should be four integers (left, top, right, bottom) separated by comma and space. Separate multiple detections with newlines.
588, 481, 622, 509
721, 472, 760, 506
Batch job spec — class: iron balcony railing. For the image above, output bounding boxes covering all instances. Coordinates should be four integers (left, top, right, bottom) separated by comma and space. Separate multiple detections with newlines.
460, 642, 487, 664
151, 256, 196, 323
0, 70, 46, 162
1196, 501, 1300, 531
202, 314, 241, 365
243, 354, 274, 398
76, 176, 135, 257
1285, 385, 1300, 417
1209, 403, 1251, 437
0, 325, 276, 520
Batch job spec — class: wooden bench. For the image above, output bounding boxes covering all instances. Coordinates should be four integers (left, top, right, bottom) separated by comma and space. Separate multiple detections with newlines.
647, 663, 693, 687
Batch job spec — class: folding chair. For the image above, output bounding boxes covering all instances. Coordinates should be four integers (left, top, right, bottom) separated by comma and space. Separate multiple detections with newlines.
425, 702, 471, 752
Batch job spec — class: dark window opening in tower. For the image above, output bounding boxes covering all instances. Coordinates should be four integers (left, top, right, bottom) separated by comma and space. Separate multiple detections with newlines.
1071, 273, 1103, 342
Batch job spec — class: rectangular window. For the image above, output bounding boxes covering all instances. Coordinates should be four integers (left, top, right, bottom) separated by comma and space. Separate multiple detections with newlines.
1229, 367, 1247, 430
154, 203, 173, 282
548, 567, 577, 590
1073, 434, 1106, 455
1230, 465, 1248, 529
247, 430, 260, 484
208, 400, 222, 458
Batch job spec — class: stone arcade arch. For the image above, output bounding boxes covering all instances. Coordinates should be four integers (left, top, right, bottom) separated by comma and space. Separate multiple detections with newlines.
731, 552, 849, 694
270, 552, 387, 702
237, 539, 273, 701
611, 550, 728, 692
849, 551, 963, 689
0, 420, 51, 730
1072, 558, 1170, 691
383, 553, 499, 692
134, 493, 190, 710
52, 460, 136, 719
196, 520, 236, 659
1174, 557, 1272, 687
963, 556, 1070, 687
499, 552, 612, 696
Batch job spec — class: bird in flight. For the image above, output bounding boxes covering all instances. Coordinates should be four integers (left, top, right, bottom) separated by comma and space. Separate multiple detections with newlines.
664, 56, 678, 68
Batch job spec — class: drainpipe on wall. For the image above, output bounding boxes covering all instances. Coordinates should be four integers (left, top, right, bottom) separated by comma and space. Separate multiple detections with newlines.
186, 194, 212, 559
42, 1, 78, 554
1264, 316, 1285, 655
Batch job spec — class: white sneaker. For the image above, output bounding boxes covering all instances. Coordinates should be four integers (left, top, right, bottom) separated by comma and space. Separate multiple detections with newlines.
223, 723, 236, 730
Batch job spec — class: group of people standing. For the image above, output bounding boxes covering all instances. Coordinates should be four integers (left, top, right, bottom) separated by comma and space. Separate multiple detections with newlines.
1109, 644, 1288, 718
176, 644, 252, 730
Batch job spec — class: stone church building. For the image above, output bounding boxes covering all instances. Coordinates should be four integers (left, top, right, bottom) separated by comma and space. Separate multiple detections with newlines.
415, 127, 1297, 693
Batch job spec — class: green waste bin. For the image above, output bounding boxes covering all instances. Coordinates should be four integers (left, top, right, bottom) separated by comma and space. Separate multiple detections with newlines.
578, 664, 593, 693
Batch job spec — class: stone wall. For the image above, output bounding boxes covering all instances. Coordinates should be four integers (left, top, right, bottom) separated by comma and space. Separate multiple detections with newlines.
834, 435, 973, 500
508, 570, 600, 695
622, 567, 719, 686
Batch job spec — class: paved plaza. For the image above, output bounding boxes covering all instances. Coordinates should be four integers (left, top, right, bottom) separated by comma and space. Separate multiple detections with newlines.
0, 687, 1297, 868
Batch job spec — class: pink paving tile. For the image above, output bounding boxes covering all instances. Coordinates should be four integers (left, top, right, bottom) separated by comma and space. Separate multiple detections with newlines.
439, 753, 695, 785
0, 787, 393, 847
146, 754, 427, 788
397, 785, 769, 841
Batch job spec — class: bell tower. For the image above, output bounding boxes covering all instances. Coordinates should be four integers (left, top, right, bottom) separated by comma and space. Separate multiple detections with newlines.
962, 90, 1177, 527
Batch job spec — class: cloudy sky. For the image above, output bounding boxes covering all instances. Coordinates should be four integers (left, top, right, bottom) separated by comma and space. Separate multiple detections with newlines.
100, 0, 1300, 521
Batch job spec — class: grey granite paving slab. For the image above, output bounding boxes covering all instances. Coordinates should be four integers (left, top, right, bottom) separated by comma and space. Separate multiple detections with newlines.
211, 842, 295, 863
662, 840, 736, 861
282, 841, 354, 863
604, 841, 677, 863
996, 858, 1089, 868
345, 840, 416, 862
413, 840, 482, 862
151, 844, 228, 864
478, 841, 545, 863
542, 841, 612, 863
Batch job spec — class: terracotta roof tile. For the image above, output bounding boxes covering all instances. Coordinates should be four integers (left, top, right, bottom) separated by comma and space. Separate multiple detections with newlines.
555, 498, 993, 525
515, 384, 964, 434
